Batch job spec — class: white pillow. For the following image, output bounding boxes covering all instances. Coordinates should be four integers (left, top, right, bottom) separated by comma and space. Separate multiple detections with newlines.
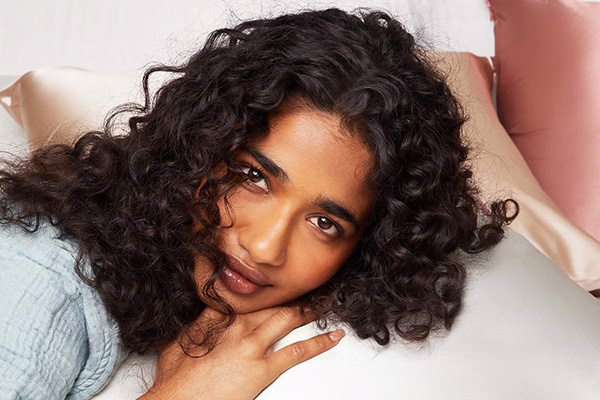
94, 227, 600, 399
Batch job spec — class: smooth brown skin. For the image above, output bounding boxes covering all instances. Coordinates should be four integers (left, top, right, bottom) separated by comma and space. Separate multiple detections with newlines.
196, 101, 375, 313
141, 103, 375, 399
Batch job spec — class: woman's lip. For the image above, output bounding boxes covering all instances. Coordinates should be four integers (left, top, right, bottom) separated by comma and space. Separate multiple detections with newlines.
226, 255, 272, 286
220, 266, 262, 295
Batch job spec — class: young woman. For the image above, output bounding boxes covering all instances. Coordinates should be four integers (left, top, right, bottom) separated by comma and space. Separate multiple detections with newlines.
0, 7, 518, 400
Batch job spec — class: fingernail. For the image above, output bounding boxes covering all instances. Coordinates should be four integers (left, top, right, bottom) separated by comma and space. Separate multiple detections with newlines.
329, 329, 345, 341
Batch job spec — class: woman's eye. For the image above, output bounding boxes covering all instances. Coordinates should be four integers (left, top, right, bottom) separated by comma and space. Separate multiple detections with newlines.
308, 216, 343, 238
241, 166, 269, 191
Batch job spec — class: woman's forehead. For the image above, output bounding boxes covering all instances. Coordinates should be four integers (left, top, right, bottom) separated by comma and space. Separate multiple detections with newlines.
243, 107, 375, 223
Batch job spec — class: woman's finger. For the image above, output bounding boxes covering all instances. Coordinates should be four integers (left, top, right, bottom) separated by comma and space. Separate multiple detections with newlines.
237, 306, 289, 331
238, 298, 311, 330
267, 329, 345, 377
250, 305, 317, 350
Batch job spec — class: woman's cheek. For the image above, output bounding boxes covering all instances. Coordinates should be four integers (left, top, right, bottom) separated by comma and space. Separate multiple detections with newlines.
290, 251, 345, 291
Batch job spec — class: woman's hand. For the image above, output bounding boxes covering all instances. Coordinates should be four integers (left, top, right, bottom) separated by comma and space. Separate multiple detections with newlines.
138, 304, 345, 400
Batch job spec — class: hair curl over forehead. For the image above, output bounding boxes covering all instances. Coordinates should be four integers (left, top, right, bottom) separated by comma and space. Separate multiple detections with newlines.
0, 7, 518, 355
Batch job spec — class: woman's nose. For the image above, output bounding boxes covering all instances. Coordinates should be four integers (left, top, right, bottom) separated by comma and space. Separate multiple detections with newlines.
238, 204, 292, 267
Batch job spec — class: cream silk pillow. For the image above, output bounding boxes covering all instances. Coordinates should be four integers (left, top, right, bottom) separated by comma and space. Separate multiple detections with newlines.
0, 66, 162, 151
1, 53, 599, 291
487, 0, 600, 244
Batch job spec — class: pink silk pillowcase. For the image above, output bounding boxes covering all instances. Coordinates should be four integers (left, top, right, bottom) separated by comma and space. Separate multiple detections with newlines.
488, 0, 600, 244
437, 52, 600, 292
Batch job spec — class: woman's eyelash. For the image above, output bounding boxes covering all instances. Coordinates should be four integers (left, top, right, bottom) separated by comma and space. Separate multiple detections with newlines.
240, 164, 269, 191
309, 216, 345, 238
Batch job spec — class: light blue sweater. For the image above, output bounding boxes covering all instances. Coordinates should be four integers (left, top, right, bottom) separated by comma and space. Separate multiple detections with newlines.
0, 220, 130, 399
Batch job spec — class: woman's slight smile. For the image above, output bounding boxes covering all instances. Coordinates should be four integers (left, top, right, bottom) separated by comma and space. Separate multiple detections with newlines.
195, 101, 375, 314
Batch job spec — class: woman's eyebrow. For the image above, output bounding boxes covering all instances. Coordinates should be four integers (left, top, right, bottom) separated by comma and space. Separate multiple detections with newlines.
244, 148, 290, 183
313, 195, 360, 231
243, 147, 361, 230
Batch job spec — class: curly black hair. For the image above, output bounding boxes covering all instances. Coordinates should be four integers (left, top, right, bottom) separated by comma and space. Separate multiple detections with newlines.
0, 7, 518, 355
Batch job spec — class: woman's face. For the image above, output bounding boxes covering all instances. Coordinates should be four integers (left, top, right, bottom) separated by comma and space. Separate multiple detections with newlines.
194, 105, 374, 314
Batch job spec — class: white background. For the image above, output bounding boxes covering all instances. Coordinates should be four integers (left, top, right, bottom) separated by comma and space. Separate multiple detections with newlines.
0, 0, 495, 75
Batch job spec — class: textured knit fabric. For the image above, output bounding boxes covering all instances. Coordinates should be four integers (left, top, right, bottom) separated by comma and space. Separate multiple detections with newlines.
0, 219, 130, 399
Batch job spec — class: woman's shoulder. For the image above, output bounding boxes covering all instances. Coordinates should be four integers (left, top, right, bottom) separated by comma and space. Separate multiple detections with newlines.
0, 219, 129, 399
0, 220, 86, 326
